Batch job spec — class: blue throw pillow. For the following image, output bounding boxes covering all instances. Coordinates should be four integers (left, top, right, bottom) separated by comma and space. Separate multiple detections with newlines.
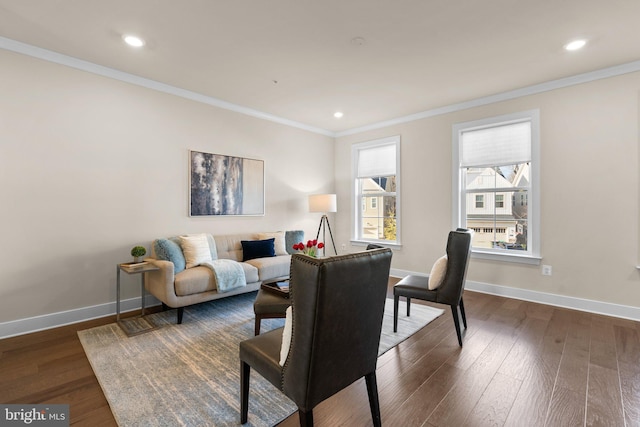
285, 230, 305, 255
154, 238, 186, 273
241, 238, 276, 261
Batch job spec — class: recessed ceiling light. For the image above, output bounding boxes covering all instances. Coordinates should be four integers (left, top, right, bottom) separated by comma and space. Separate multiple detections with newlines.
334, 112, 344, 118
564, 39, 586, 51
123, 35, 145, 48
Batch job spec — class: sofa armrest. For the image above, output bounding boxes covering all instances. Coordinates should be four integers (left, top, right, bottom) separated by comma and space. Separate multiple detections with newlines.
144, 258, 178, 306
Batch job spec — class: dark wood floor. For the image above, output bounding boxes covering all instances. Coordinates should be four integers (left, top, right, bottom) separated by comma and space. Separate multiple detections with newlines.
2, 282, 640, 426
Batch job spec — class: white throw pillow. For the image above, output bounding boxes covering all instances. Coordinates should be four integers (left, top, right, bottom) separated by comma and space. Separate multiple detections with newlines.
279, 306, 293, 366
180, 234, 212, 269
258, 232, 287, 256
428, 254, 448, 290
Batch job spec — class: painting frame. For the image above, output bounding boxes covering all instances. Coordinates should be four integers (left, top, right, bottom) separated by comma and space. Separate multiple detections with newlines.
189, 150, 265, 217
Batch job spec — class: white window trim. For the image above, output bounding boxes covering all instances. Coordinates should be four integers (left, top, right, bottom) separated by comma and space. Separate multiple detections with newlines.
351, 135, 401, 247
452, 110, 541, 264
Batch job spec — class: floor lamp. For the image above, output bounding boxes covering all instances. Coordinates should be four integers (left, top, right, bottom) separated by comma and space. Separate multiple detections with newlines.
309, 193, 337, 256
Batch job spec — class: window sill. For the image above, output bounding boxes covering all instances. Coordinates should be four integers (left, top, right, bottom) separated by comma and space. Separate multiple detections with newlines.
471, 249, 541, 265
350, 240, 402, 250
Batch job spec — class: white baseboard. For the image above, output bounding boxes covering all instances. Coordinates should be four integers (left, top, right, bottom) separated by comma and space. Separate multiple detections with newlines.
390, 268, 640, 322
4, 271, 639, 339
0, 296, 161, 340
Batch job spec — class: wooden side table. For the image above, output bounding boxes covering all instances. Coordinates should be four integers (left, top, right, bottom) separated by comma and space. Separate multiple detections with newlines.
116, 262, 160, 336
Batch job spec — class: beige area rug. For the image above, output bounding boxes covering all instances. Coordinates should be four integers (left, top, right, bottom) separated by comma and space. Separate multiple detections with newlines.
78, 292, 443, 426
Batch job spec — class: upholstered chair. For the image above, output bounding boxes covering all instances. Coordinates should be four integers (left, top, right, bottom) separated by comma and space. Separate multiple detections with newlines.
393, 229, 472, 346
239, 248, 393, 426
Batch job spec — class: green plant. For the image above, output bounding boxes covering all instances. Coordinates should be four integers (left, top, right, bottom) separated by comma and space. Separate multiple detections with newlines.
131, 246, 147, 258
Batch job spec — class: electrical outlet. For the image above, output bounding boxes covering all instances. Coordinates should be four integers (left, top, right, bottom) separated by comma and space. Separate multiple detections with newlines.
542, 265, 552, 276
341, 243, 347, 252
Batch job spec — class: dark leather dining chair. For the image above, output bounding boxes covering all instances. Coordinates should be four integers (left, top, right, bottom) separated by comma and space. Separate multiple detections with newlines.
239, 249, 393, 426
393, 229, 472, 346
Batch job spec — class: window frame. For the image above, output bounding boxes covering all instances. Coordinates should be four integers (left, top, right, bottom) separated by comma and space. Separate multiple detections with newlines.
452, 110, 541, 264
351, 135, 401, 247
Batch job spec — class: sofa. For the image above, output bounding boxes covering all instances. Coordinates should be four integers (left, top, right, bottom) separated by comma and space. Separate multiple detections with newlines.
145, 230, 304, 323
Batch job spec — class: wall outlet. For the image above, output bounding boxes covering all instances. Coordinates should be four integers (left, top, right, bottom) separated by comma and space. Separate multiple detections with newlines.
341, 243, 347, 252
542, 265, 552, 276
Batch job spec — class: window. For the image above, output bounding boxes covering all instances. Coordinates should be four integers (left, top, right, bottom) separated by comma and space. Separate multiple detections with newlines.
452, 110, 540, 263
352, 136, 400, 246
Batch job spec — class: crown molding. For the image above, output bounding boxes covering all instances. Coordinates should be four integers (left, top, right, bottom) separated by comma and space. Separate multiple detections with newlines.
335, 59, 640, 137
0, 36, 335, 138
3, 36, 640, 140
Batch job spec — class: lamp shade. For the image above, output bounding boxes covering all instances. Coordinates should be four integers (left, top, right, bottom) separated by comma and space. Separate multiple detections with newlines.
309, 194, 337, 213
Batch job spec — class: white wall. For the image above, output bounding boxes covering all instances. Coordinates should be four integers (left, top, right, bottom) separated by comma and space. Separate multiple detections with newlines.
0, 49, 334, 326
335, 72, 640, 310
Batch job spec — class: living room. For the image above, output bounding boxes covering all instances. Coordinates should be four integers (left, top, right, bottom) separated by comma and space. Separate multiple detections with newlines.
1, 2, 640, 426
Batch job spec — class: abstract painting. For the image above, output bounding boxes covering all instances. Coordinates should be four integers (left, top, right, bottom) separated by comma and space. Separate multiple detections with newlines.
189, 150, 264, 216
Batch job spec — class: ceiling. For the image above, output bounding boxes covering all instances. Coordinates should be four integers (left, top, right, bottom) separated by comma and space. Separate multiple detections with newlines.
1, 0, 640, 135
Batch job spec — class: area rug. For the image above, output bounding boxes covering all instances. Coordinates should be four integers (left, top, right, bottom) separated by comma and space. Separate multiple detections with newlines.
78, 292, 443, 426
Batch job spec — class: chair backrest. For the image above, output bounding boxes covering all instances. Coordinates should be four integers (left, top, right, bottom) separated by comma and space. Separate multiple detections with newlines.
436, 229, 472, 305
282, 249, 393, 412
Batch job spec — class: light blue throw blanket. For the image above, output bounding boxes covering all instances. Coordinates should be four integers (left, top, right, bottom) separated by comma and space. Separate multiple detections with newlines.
200, 259, 246, 293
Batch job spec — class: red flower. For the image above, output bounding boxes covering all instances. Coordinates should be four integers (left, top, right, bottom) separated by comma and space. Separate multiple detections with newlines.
293, 240, 325, 257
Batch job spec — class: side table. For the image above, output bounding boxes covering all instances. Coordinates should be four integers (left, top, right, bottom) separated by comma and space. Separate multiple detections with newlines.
116, 262, 160, 336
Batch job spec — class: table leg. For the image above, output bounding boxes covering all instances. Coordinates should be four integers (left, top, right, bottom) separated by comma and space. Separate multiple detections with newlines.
116, 266, 121, 322
140, 273, 146, 316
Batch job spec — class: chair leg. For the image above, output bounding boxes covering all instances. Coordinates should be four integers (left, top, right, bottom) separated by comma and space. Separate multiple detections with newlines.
459, 297, 467, 329
254, 315, 261, 335
393, 295, 399, 332
298, 409, 314, 427
406, 297, 411, 317
240, 361, 250, 424
450, 305, 464, 347
365, 372, 382, 427
177, 307, 184, 324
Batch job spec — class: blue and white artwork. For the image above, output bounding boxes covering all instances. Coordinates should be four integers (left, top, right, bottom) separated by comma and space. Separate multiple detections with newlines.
190, 150, 264, 216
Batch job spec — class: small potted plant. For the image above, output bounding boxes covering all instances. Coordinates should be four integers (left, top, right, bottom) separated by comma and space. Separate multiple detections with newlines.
131, 246, 147, 263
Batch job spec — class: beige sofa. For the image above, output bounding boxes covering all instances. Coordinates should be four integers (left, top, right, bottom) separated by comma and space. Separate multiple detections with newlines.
145, 230, 303, 323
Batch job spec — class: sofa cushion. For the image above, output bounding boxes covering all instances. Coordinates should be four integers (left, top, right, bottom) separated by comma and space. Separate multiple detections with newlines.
174, 266, 216, 296
245, 255, 291, 281
258, 232, 287, 256
180, 234, 213, 268
242, 238, 276, 261
154, 238, 186, 274
215, 234, 255, 262
285, 230, 305, 255
240, 262, 260, 284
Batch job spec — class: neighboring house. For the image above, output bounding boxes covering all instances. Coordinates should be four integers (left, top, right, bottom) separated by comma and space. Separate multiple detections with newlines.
360, 176, 396, 240
465, 165, 529, 249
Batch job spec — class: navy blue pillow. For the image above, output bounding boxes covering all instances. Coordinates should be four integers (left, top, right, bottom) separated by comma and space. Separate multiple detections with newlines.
241, 238, 276, 261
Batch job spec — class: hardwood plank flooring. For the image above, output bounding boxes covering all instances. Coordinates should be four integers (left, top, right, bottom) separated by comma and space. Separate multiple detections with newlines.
1, 283, 639, 426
